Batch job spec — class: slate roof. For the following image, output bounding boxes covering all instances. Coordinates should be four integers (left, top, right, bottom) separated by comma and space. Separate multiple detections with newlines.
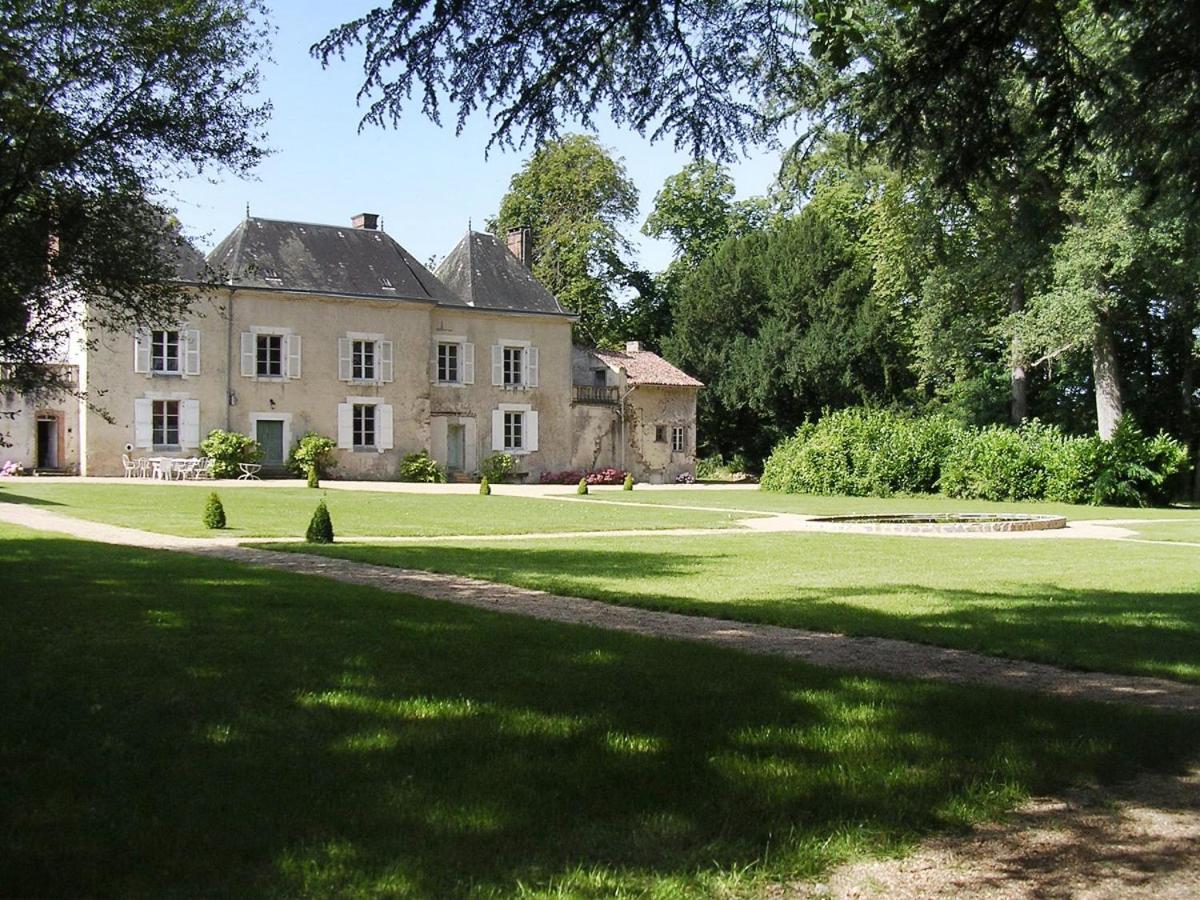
435, 231, 574, 316
206, 217, 460, 304
593, 347, 704, 388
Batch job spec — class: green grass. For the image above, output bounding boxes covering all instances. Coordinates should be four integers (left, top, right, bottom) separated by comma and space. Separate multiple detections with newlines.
3, 523, 1198, 897
585, 487, 1200, 520
272, 531, 1200, 683
1126, 520, 1200, 544
0, 482, 747, 538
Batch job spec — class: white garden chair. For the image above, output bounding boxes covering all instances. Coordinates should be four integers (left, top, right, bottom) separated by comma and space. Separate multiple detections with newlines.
121, 454, 137, 478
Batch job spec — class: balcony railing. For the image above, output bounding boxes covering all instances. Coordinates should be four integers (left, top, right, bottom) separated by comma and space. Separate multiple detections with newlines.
572, 384, 619, 404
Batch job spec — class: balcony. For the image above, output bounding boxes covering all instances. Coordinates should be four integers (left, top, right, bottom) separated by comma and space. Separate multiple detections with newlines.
572, 384, 618, 405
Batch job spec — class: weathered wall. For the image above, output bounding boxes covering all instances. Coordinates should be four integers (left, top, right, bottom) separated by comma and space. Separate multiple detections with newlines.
623, 386, 699, 483
0, 378, 80, 472
569, 403, 621, 472
428, 309, 575, 476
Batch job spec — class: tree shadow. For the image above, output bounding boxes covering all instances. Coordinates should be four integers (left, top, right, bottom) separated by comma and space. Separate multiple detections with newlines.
0, 486, 64, 506
2, 536, 1198, 897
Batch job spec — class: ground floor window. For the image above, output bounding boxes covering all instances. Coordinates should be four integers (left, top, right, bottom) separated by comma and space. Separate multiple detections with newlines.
152, 400, 180, 448
671, 425, 685, 452
503, 410, 524, 451
352, 403, 377, 449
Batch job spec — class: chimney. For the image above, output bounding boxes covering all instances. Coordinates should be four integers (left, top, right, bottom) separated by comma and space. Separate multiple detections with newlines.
351, 212, 379, 231
625, 341, 642, 353
505, 227, 531, 267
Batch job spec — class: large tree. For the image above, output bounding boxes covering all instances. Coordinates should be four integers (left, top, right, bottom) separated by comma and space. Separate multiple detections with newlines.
492, 134, 638, 346
1, 0, 270, 393
316, 1, 1200, 195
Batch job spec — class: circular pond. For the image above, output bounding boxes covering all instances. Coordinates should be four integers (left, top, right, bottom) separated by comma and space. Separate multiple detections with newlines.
807, 513, 1067, 534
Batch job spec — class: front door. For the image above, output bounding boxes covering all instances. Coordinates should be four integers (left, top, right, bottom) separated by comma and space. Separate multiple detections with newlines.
36, 417, 57, 469
256, 419, 285, 467
447, 423, 466, 472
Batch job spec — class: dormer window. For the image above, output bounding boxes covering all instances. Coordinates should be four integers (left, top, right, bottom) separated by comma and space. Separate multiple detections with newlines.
379, 277, 396, 291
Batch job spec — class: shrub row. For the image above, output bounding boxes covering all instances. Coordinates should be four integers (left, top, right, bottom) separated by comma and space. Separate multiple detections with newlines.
761, 407, 1188, 507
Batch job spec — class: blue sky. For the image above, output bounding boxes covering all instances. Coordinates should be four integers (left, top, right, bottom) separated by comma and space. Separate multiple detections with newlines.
160, 1, 785, 274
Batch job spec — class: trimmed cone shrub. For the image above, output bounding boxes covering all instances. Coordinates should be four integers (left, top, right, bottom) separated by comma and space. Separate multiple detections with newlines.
306, 499, 334, 544
577, 477, 588, 495
479, 476, 491, 496
203, 492, 226, 530
307, 467, 319, 489
623, 472, 634, 491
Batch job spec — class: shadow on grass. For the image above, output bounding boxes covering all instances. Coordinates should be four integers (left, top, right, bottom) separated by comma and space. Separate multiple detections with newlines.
283, 543, 1200, 684
2, 535, 1199, 897
0, 486, 64, 506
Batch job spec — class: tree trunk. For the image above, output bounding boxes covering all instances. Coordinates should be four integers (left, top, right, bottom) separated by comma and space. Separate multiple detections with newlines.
1092, 311, 1124, 440
1009, 280, 1028, 425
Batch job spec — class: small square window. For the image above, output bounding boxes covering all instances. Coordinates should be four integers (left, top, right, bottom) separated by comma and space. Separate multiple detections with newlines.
503, 410, 524, 451
256, 334, 283, 377
438, 342, 460, 383
151, 330, 181, 374
352, 403, 377, 449
152, 399, 180, 448
352, 339, 377, 381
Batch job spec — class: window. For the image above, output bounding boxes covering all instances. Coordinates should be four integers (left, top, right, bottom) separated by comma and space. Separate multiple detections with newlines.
151, 331, 181, 374
438, 342, 460, 383
593, 368, 607, 386
152, 400, 179, 448
502, 346, 523, 386
503, 410, 524, 451
671, 426, 685, 452
352, 339, 376, 381
256, 334, 283, 377
352, 404, 377, 448
655, 425, 666, 443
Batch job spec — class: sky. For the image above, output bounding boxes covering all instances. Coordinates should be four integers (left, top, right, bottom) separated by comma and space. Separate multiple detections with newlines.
161, 1, 785, 275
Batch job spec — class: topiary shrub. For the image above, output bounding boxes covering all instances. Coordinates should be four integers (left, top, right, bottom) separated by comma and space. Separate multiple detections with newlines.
200, 429, 262, 479
306, 499, 334, 544
479, 452, 516, 483
288, 433, 337, 484
203, 492, 226, 529
576, 477, 588, 495
398, 450, 446, 483
623, 472, 634, 491
479, 476, 491, 495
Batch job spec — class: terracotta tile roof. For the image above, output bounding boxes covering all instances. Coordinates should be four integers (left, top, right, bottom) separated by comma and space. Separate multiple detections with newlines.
593, 347, 704, 388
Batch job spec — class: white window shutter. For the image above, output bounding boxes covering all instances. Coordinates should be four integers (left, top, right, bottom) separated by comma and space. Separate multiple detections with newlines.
429, 340, 439, 382
336, 403, 353, 449
133, 331, 151, 373
180, 399, 201, 448
379, 341, 394, 383
338, 337, 352, 381
287, 334, 302, 379
491, 345, 503, 385
525, 346, 539, 387
133, 399, 152, 448
377, 404, 394, 449
526, 410, 539, 452
184, 329, 201, 375
240, 332, 255, 377
463, 342, 475, 384
491, 409, 505, 451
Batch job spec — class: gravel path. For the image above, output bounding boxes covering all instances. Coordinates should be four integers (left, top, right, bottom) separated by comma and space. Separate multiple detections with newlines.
4, 502, 1199, 715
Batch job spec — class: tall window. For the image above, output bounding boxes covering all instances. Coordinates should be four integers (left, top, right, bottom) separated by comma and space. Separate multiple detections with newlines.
151, 330, 181, 374
152, 400, 180, 447
352, 404, 376, 448
502, 346, 523, 386
256, 334, 283, 377
671, 426, 685, 452
352, 340, 376, 381
438, 342, 460, 383
503, 410, 524, 451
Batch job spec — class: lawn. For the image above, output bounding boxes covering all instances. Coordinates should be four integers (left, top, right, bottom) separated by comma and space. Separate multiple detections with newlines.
2, 523, 1198, 897
0, 482, 747, 538
274, 530, 1200, 683
582, 487, 1200, 521
1127, 521, 1200, 544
